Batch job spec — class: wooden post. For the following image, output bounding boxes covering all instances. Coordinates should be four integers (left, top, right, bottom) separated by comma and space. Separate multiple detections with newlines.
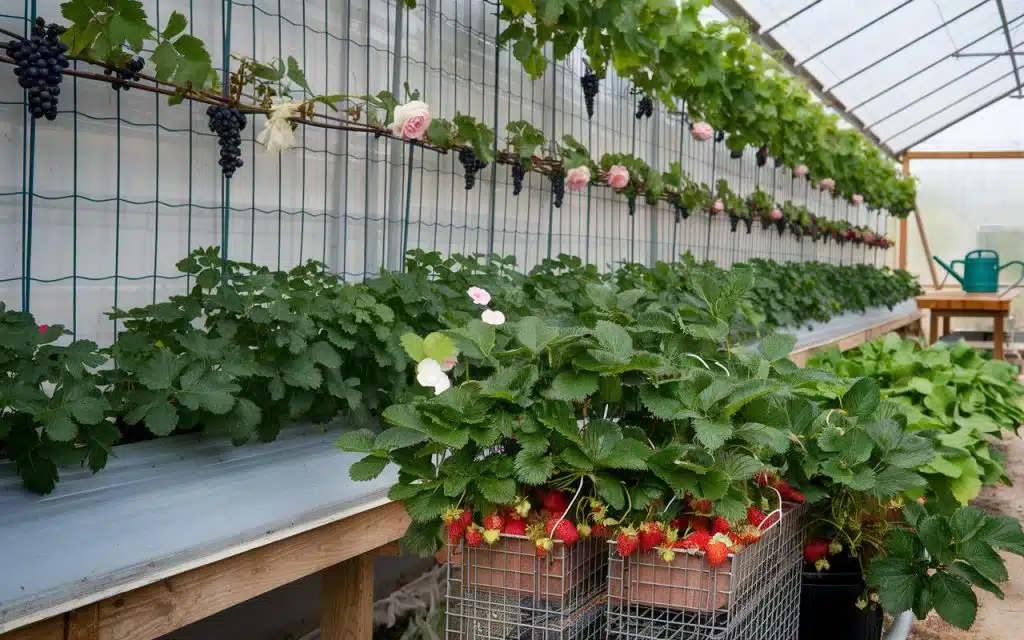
67, 606, 99, 640
929, 312, 939, 345
321, 554, 374, 640
914, 205, 941, 290
994, 314, 1006, 360
900, 156, 910, 271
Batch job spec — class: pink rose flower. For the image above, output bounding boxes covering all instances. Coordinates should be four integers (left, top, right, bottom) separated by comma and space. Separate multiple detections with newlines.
793, 165, 808, 178
467, 286, 491, 306
711, 199, 724, 214
606, 165, 629, 190
863, 232, 876, 244
852, 194, 864, 206
391, 100, 432, 140
691, 122, 714, 142
566, 165, 591, 191
38, 324, 49, 333
770, 208, 783, 221
819, 178, 835, 191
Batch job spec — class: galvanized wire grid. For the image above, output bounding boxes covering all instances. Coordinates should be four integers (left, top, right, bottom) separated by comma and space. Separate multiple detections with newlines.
606, 502, 806, 640
1, 0, 889, 347
445, 535, 607, 639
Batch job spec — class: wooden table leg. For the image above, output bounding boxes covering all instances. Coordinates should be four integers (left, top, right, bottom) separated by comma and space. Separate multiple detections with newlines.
929, 312, 940, 345
942, 316, 950, 337
994, 314, 1005, 360
321, 553, 374, 640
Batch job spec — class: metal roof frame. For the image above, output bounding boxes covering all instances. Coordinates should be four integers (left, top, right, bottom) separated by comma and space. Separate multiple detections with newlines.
714, 0, 1024, 157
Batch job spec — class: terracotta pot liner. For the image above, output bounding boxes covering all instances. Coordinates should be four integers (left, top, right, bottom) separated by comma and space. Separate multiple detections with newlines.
451, 535, 605, 603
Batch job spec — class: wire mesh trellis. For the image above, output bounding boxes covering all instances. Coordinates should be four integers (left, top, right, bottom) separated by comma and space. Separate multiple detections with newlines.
606, 502, 806, 640
0, 0, 890, 348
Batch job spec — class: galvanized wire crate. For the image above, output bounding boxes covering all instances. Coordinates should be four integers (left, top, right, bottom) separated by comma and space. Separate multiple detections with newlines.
445, 535, 608, 639
607, 502, 806, 640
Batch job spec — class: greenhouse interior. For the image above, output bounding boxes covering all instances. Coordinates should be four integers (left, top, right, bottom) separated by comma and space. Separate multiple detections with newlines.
3, 0, 1024, 639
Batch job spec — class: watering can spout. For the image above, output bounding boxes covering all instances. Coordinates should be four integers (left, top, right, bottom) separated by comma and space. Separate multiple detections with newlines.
933, 256, 965, 286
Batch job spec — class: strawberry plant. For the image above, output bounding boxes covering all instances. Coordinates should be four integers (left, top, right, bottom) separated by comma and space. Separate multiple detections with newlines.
0, 304, 112, 494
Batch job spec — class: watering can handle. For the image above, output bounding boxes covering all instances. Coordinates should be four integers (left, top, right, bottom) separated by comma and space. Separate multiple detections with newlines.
967, 249, 998, 260
999, 261, 1024, 297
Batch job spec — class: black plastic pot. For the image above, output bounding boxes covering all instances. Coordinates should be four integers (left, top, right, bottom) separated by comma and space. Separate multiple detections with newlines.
799, 562, 883, 640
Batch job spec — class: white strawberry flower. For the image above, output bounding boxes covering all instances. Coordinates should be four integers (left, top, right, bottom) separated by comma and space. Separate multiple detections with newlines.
481, 309, 505, 326
416, 358, 451, 395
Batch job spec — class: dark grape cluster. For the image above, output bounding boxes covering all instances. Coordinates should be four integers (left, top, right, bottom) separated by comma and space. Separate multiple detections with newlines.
756, 145, 769, 168
6, 18, 68, 121
729, 149, 744, 159
511, 162, 526, 196
580, 71, 599, 119
635, 95, 653, 119
458, 148, 487, 190
105, 57, 145, 91
550, 172, 565, 208
714, 130, 726, 143
207, 106, 247, 179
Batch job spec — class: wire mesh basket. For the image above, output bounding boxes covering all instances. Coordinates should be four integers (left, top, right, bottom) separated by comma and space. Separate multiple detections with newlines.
445, 534, 608, 639
606, 501, 806, 639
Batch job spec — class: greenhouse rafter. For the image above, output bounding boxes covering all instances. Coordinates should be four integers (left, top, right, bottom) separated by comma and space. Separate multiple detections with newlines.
716, 0, 1024, 155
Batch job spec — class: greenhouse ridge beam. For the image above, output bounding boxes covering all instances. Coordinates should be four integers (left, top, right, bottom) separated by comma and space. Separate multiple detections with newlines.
896, 81, 1024, 154
826, 0, 991, 93
795, 0, 915, 67
996, 0, 1024, 96
760, 0, 823, 36
712, 0, 898, 160
849, 16, 1024, 112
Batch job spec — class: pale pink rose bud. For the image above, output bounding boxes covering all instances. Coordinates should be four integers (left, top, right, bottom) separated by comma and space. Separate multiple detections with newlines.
606, 165, 629, 190
565, 165, 591, 191
793, 164, 808, 178
819, 178, 835, 191
770, 208, 783, 221
691, 122, 714, 142
712, 199, 724, 214
852, 193, 864, 205
391, 100, 432, 140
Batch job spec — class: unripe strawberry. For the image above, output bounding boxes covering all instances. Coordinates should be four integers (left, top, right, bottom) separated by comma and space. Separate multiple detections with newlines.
482, 529, 501, 545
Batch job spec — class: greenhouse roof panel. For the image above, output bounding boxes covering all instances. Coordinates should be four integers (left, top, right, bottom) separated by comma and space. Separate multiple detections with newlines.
718, 0, 1024, 154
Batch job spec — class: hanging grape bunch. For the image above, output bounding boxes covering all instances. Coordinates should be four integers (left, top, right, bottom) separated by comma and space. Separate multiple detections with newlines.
756, 145, 769, 168
635, 94, 653, 119
550, 171, 565, 208
511, 163, 526, 196
106, 57, 145, 91
458, 148, 487, 190
6, 18, 68, 121
207, 106, 247, 179
580, 69, 600, 119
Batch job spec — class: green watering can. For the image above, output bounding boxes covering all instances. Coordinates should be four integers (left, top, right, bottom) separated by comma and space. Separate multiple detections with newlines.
933, 250, 1024, 293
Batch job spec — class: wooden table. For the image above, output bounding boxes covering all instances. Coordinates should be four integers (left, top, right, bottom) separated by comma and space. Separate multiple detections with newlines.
916, 289, 1021, 359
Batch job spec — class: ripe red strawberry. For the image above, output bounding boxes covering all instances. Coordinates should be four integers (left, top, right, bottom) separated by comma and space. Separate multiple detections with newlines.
545, 517, 580, 546
541, 490, 570, 514
763, 511, 780, 528
592, 522, 609, 538
638, 522, 664, 552
457, 510, 473, 529
803, 539, 829, 564
616, 527, 639, 557
776, 480, 805, 504
754, 470, 776, 486
502, 517, 527, 536
483, 512, 505, 532
448, 520, 466, 544
747, 506, 767, 528
693, 499, 713, 514
711, 517, 731, 535
674, 529, 712, 551
706, 539, 730, 566
786, 488, 805, 504
670, 515, 689, 532
465, 525, 484, 547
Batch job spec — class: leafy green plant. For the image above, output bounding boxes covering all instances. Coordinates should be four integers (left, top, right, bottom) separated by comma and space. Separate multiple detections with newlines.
809, 336, 1024, 505
867, 502, 1024, 629
0, 304, 112, 494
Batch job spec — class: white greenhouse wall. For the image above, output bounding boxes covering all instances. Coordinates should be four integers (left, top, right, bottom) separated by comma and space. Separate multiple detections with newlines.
0, 0, 888, 346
